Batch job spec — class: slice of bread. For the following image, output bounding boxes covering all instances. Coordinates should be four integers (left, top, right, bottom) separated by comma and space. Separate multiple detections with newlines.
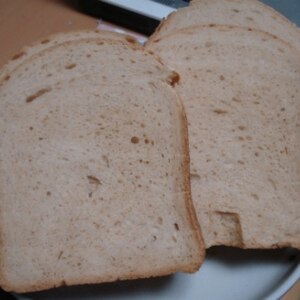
147, 25, 300, 249
148, 0, 300, 51
0, 31, 204, 293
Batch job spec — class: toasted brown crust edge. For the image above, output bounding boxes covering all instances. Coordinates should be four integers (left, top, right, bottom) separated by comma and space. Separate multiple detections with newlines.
144, 48, 206, 265
174, 87, 206, 263
146, 11, 177, 46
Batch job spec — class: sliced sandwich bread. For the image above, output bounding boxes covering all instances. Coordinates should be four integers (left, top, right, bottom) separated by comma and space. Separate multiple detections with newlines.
147, 25, 300, 249
0, 31, 204, 293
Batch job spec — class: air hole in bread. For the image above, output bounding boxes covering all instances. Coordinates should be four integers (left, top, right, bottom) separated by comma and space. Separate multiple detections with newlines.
213, 108, 228, 114
87, 175, 101, 185
167, 71, 180, 86
58, 251, 64, 260
191, 173, 200, 179
174, 223, 180, 231
26, 87, 52, 103
131, 136, 139, 144
65, 63, 76, 70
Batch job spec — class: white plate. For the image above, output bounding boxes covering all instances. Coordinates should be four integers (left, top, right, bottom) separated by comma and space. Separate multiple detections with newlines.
16, 247, 300, 300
